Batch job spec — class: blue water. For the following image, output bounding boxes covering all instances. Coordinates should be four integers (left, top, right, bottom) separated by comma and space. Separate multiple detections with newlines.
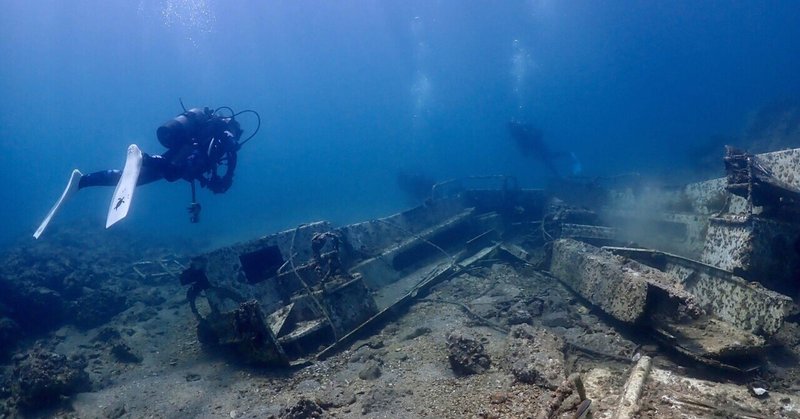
1, 1, 799, 246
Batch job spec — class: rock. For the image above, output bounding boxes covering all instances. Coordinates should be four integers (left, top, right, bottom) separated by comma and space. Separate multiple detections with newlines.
382, 323, 400, 336
446, 332, 491, 375
271, 398, 325, 419
0, 278, 65, 333
361, 387, 406, 415
527, 298, 544, 317
104, 404, 127, 419
111, 341, 142, 364
11, 348, 91, 409
92, 327, 122, 343
541, 311, 572, 328
508, 301, 533, 325
185, 373, 202, 382
348, 348, 369, 364
134, 288, 167, 307
365, 338, 384, 349
506, 324, 565, 389
71, 288, 128, 329
750, 381, 769, 398
316, 387, 356, 409
489, 392, 509, 404
402, 327, 431, 341
0, 317, 21, 359
358, 362, 382, 380
90, 327, 142, 363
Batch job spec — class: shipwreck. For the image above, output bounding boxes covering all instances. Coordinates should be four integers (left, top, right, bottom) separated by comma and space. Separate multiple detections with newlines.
173, 148, 800, 417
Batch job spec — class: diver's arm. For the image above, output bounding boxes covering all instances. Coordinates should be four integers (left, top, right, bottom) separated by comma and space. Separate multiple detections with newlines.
207, 149, 237, 194
225, 150, 237, 179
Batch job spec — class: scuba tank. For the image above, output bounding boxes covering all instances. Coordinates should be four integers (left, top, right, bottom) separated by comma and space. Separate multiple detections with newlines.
156, 107, 213, 149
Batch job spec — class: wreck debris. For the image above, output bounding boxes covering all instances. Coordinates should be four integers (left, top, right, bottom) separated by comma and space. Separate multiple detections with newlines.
289, 226, 339, 340
154, 146, 800, 417
310, 231, 343, 281
701, 215, 800, 296
724, 145, 800, 209
549, 239, 649, 324
535, 373, 589, 419
702, 146, 800, 296
550, 239, 766, 367
606, 246, 793, 336
195, 299, 289, 366
131, 257, 185, 281
647, 366, 799, 418
575, 399, 591, 419
317, 243, 499, 360
613, 355, 651, 419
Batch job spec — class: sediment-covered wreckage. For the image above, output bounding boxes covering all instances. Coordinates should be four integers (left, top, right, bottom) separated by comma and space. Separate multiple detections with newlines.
179, 148, 800, 417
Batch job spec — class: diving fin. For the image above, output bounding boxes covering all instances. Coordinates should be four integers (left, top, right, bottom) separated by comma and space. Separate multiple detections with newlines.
33, 169, 83, 239
106, 144, 143, 228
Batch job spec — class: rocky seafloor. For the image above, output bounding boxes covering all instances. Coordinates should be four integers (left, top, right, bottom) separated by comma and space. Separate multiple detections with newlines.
2, 223, 800, 418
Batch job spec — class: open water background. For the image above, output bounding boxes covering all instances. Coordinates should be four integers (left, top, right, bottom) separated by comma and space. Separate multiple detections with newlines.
1, 1, 799, 247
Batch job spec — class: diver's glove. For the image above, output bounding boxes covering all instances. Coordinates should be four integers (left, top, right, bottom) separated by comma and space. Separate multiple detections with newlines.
207, 174, 233, 194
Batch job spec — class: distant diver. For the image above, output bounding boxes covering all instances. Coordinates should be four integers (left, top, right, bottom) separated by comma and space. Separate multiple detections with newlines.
396, 170, 436, 204
507, 120, 581, 177
34, 103, 261, 239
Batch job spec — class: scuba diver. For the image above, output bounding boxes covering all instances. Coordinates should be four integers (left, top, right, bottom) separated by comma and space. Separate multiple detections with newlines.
507, 120, 581, 178
396, 170, 436, 205
34, 103, 260, 239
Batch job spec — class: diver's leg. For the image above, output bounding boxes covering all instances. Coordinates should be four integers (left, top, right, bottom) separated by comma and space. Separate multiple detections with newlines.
78, 155, 168, 188
136, 154, 168, 185
79, 170, 121, 188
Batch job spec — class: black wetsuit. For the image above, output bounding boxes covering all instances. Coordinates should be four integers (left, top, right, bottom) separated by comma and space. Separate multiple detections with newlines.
79, 115, 239, 194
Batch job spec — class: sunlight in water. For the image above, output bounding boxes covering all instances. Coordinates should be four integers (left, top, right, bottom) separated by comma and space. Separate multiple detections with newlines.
511, 39, 534, 112
139, 0, 216, 46
411, 16, 433, 123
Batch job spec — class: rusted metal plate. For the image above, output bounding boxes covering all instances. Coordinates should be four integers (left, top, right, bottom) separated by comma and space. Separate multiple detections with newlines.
551, 239, 766, 366
213, 300, 290, 366
559, 223, 617, 241
350, 209, 475, 290
549, 239, 649, 324
606, 247, 794, 336
702, 215, 800, 295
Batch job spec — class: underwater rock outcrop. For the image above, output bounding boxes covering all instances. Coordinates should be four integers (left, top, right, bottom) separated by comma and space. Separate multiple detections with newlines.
69, 288, 128, 330
0, 224, 172, 360
0, 317, 20, 360
10, 348, 91, 409
0, 276, 66, 334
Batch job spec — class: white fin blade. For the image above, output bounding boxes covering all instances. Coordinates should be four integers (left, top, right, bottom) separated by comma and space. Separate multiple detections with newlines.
33, 169, 83, 239
106, 144, 143, 228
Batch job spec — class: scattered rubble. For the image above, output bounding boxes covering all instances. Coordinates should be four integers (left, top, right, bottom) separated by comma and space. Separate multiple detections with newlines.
506, 324, 565, 389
